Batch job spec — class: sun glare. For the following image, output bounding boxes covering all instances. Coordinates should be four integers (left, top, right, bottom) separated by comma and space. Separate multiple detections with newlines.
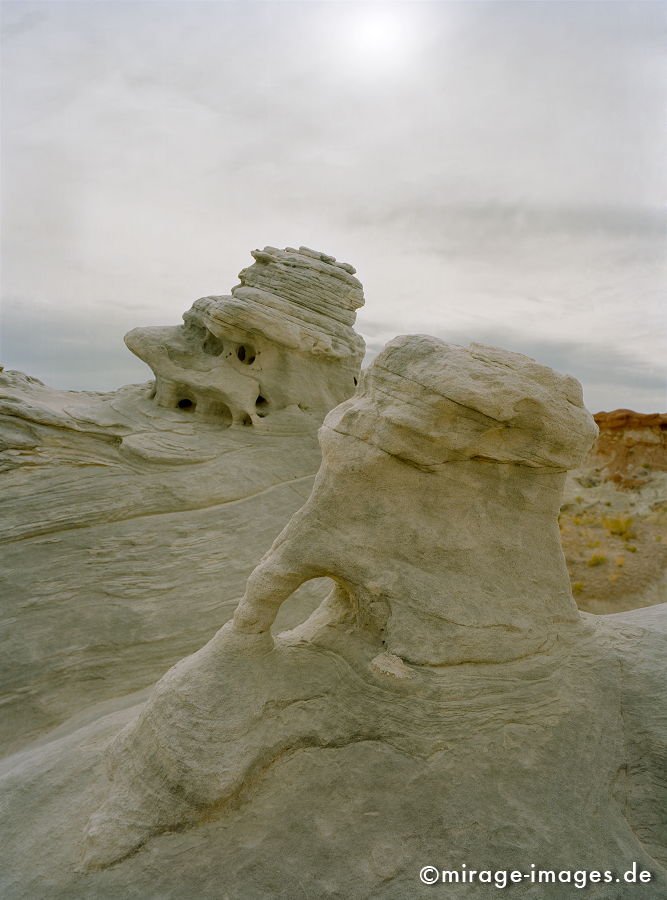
344, 7, 419, 73
352, 10, 404, 55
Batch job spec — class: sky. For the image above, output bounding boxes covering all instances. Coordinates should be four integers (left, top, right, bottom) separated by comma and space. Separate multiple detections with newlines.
1, 0, 665, 412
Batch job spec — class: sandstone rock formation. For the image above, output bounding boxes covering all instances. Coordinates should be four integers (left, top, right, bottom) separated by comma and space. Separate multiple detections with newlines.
233, 336, 598, 666
559, 408, 667, 614
591, 409, 667, 484
18, 336, 652, 899
125, 245, 365, 425
0, 246, 363, 754
3, 313, 667, 898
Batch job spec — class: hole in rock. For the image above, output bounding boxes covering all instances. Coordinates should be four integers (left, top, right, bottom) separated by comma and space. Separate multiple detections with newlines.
205, 401, 232, 427
237, 345, 255, 364
271, 576, 335, 634
177, 398, 195, 410
353, 377, 358, 386
241, 414, 253, 426
255, 395, 268, 418
202, 332, 224, 356
184, 321, 206, 342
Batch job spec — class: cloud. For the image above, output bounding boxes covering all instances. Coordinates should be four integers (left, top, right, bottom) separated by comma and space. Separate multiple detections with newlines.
1, 0, 665, 410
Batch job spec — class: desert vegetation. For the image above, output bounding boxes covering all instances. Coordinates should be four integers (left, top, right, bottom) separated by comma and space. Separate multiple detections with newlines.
559, 468, 667, 614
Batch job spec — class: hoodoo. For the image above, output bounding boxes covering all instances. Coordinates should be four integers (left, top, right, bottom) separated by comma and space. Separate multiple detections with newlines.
0, 245, 365, 753
125, 245, 365, 426
76, 337, 666, 899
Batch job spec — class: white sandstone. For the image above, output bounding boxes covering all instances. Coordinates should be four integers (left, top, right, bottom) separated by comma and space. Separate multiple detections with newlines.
0, 246, 363, 753
124, 244, 364, 425
2, 318, 666, 899
0, 335, 652, 899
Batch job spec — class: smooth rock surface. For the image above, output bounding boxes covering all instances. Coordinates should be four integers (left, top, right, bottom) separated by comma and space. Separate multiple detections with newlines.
1, 335, 654, 899
2, 607, 665, 899
3, 334, 666, 900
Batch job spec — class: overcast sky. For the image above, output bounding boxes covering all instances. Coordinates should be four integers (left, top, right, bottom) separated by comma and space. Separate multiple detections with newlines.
1, 0, 665, 412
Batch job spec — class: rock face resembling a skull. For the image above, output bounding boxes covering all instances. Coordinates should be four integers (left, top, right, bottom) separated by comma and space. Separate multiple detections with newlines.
125, 246, 366, 426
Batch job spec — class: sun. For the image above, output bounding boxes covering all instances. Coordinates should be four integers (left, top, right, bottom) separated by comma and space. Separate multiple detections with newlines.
350, 8, 406, 57
343, 6, 420, 73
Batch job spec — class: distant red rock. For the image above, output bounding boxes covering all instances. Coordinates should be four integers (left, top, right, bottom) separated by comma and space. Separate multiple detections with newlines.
590, 409, 667, 479
594, 409, 667, 430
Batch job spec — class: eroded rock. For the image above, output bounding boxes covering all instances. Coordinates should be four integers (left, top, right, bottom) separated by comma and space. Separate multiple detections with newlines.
235, 336, 599, 665
559, 408, 667, 614
3, 335, 666, 899
0, 245, 364, 754
78, 337, 666, 889
124, 245, 365, 426
591, 408, 667, 483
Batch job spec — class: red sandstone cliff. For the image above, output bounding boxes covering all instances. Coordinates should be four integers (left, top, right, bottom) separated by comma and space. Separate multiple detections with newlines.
591, 409, 667, 482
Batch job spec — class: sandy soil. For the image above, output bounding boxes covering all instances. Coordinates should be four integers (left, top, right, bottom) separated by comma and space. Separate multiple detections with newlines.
560, 468, 667, 614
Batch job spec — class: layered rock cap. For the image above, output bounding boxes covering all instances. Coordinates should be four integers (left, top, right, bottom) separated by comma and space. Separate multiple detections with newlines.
326, 335, 597, 470
125, 246, 365, 426
194, 244, 365, 358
